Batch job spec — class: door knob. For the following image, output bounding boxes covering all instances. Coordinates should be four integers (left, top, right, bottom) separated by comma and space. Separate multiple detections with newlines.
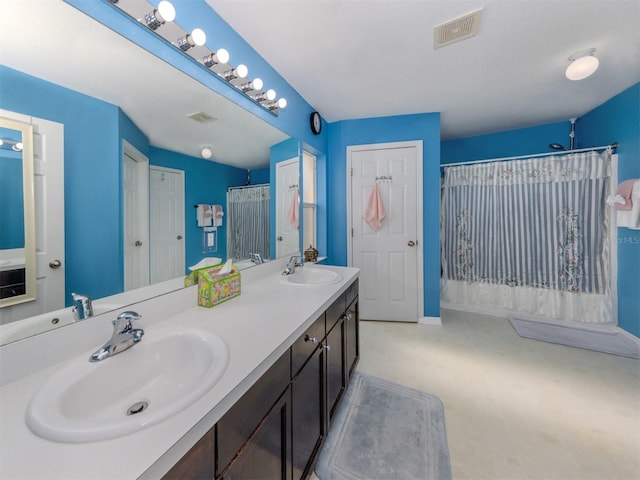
49, 259, 62, 269
135, 240, 143, 247
407, 240, 416, 247
277, 236, 283, 241
177, 235, 183, 240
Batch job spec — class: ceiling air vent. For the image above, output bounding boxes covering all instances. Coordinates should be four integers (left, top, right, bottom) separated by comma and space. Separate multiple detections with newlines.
186, 111, 217, 124
434, 8, 483, 49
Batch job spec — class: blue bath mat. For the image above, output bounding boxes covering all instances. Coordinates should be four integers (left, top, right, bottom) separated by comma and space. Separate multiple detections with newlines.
315, 371, 452, 480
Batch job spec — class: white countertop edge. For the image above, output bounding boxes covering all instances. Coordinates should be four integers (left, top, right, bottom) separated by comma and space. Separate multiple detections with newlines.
0, 259, 359, 479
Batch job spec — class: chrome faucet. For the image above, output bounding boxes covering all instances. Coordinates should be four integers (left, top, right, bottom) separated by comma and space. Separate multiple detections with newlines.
71, 293, 93, 321
90, 311, 144, 362
249, 252, 264, 264
282, 255, 304, 276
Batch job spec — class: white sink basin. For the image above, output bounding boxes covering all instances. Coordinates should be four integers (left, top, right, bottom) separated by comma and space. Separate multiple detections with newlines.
26, 327, 228, 443
281, 267, 343, 286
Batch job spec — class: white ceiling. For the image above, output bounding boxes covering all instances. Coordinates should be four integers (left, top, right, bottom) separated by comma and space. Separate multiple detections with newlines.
207, 0, 640, 139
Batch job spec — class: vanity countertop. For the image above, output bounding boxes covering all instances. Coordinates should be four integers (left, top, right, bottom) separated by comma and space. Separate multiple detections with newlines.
0, 260, 359, 479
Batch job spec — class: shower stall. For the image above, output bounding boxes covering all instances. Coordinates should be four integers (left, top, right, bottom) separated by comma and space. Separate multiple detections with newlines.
226, 184, 270, 262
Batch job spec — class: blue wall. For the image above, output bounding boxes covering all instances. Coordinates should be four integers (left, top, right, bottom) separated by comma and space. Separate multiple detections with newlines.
579, 83, 640, 337
442, 121, 570, 164
441, 83, 640, 337
149, 147, 248, 270
326, 113, 441, 318
0, 65, 122, 304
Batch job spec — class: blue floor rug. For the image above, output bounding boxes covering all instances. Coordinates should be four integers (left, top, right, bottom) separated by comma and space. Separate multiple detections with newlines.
315, 372, 452, 480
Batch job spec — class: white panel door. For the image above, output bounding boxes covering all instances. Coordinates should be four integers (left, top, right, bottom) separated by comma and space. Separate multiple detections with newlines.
150, 166, 185, 283
350, 144, 420, 322
123, 144, 149, 291
0, 111, 65, 323
276, 158, 300, 258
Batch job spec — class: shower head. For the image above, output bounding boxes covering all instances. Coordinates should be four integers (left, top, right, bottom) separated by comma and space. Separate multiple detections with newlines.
549, 143, 568, 151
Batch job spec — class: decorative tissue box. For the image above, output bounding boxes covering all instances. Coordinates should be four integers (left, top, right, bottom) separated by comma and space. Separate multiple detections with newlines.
184, 264, 241, 308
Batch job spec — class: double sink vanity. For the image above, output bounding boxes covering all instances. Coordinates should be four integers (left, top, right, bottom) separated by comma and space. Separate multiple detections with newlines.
0, 258, 359, 479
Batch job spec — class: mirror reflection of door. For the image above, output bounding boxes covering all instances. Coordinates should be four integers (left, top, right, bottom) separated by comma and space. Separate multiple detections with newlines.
276, 158, 300, 258
123, 142, 149, 291
0, 111, 64, 322
150, 166, 185, 283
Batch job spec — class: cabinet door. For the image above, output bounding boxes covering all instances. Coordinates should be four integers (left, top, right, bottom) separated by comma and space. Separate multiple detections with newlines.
326, 319, 345, 422
291, 346, 325, 479
219, 389, 291, 480
345, 299, 359, 381
162, 427, 215, 480
216, 352, 290, 475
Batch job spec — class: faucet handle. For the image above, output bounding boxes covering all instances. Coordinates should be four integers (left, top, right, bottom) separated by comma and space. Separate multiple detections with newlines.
112, 311, 142, 334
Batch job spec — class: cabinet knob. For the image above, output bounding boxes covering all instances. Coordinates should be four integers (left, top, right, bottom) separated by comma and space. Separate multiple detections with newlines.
304, 335, 318, 345
322, 343, 331, 351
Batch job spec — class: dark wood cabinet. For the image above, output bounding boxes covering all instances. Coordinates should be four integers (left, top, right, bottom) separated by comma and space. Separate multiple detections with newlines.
164, 278, 359, 480
345, 297, 359, 380
219, 389, 291, 480
325, 319, 345, 422
162, 428, 215, 480
291, 344, 325, 479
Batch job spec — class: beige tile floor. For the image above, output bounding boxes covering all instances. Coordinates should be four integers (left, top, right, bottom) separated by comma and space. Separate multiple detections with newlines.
317, 309, 640, 480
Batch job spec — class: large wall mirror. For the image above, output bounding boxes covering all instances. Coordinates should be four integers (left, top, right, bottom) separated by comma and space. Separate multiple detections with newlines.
0, 117, 36, 309
0, 1, 301, 345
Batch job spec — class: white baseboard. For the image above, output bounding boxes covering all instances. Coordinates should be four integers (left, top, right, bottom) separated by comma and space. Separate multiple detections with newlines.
418, 316, 442, 326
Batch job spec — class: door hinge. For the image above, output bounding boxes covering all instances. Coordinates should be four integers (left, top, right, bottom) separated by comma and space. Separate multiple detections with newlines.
352, 228, 354, 237
350, 168, 353, 177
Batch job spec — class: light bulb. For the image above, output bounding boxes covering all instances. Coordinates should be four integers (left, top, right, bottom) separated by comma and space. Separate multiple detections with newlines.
266, 89, 276, 101
177, 28, 206, 51
236, 64, 248, 79
141, 1, 175, 30
191, 28, 206, 46
278, 98, 287, 109
201, 147, 213, 159
252, 78, 263, 90
566, 55, 599, 81
13, 142, 23, 152
0, 139, 4, 146
216, 48, 230, 64
203, 49, 230, 68
239, 78, 263, 93
157, 1, 176, 22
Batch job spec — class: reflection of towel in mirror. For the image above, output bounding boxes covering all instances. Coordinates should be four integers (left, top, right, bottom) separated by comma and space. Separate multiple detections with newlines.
212, 204, 224, 226
363, 184, 386, 231
288, 189, 299, 229
197, 204, 213, 227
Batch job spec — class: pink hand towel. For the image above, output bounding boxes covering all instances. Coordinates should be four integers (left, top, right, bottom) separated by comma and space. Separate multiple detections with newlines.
363, 183, 386, 231
615, 179, 639, 210
288, 188, 299, 229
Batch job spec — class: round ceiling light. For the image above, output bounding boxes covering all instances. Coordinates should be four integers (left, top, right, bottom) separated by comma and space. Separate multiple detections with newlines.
566, 48, 599, 81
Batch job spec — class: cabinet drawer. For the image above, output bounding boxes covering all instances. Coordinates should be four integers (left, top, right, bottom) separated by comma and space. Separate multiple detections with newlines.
326, 293, 345, 331
291, 313, 325, 377
216, 350, 290, 476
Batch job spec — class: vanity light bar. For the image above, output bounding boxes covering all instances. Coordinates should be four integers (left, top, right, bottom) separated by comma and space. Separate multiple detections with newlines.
107, 0, 286, 116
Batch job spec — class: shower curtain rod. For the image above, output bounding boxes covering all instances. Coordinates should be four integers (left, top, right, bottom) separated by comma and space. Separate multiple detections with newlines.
441, 143, 617, 168
227, 183, 269, 191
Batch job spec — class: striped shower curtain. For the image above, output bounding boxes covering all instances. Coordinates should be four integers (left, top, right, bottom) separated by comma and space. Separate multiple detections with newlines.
440, 150, 613, 324
227, 185, 270, 261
